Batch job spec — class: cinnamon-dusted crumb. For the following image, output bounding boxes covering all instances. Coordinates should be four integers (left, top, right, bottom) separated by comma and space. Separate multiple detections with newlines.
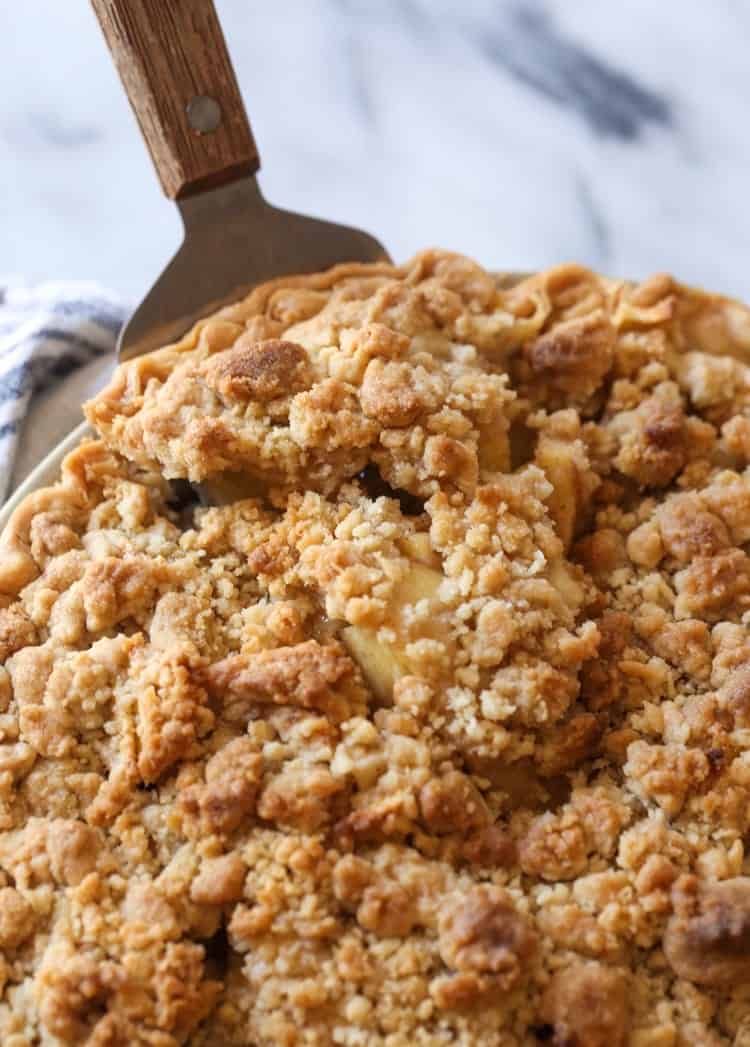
2, 250, 750, 1042
202, 337, 313, 404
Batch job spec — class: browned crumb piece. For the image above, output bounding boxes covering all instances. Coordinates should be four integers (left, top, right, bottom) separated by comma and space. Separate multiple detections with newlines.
190, 853, 247, 905
418, 770, 488, 834
541, 961, 628, 1047
609, 384, 690, 487
664, 875, 750, 987
718, 663, 750, 727
202, 337, 313, 404
461, 831, 516, 875
36, 940, 220, 1045
521, 313, 615, 405
257, 765, 343, 832
438, 884, 537, 990
656, 492, 731, 562
203, 640, 366, 722
0, 887, 35, 948
179, 737, 263, 837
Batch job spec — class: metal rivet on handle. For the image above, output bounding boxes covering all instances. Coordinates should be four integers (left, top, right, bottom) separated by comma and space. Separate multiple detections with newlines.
186, 95, 222, 134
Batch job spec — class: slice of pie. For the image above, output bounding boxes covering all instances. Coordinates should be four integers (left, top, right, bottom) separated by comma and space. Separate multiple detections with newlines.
2, 250, 750, 1044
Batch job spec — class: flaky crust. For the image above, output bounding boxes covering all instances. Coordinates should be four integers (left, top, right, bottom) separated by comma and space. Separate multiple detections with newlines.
4, 250, 750, 1044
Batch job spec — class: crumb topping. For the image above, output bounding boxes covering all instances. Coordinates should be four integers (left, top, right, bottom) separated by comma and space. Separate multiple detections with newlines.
1, 250, 750, 1043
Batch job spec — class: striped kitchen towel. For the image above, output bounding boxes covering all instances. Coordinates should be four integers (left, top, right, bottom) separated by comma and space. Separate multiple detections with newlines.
0, 281, 127, 503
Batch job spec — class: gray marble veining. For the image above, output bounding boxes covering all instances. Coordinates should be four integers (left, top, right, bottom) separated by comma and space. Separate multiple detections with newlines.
1, 0, 748, 301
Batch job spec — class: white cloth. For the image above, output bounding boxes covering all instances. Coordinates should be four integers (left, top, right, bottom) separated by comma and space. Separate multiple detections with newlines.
0, 281, 126, 502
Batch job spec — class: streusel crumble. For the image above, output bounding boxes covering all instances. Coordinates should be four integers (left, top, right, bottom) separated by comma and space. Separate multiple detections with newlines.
1, 251, 750, 1044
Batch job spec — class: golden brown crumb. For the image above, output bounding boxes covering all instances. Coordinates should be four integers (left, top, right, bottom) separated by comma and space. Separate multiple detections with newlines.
46, 818, 100, 885
0, 887, 35, 948
609, 384, 690, 487
179, 737, 263, 837
461, 824, 518, 867
438, 885, 537, 989
418, 770, 488, 834
657, 492, 731, 562
664, 875, 750, 987
202, 640, 366, 722
202, 337, 313, 404
190, 853, 247, 905
257, 765, 343, 832
541, 961, 628, 1046
521, 313, 615, 404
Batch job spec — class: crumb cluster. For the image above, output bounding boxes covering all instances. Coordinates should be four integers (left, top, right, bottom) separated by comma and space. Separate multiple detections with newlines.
2, 251, 750, 1044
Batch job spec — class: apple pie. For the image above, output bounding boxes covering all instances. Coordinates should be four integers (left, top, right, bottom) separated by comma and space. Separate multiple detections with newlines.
2, 251, 750, 1044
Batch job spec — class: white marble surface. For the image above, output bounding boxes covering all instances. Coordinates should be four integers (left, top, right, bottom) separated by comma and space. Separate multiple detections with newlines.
1, 0, 750, 302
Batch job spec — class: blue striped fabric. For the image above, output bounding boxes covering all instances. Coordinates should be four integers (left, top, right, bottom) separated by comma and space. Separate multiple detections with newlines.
0, 282, 126, 503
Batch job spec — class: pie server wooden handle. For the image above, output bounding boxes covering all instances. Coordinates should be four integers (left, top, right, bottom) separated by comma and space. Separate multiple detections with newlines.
90, 0, 259, 199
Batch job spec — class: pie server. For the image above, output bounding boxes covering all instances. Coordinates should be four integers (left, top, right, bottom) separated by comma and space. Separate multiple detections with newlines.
90, 0, 390, 363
